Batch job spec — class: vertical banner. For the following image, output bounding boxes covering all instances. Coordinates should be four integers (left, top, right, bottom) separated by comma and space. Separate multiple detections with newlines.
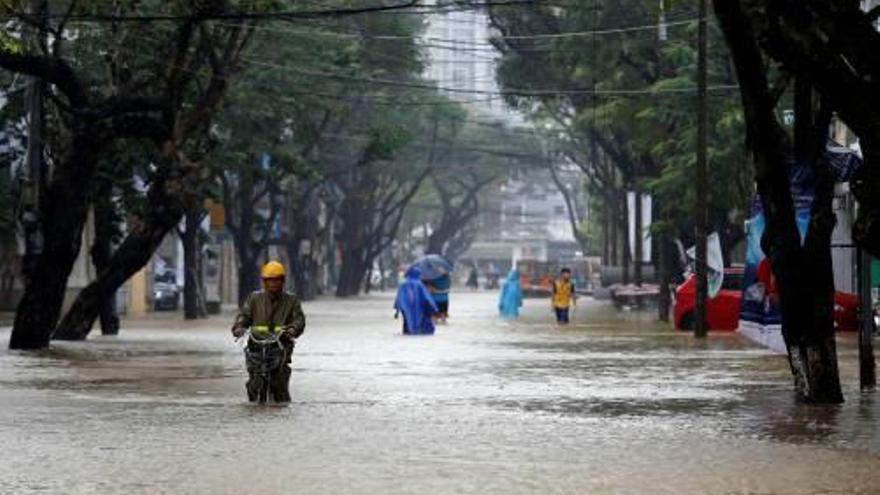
627, 192, 653, 263
738, 160, 814, 354
685, 232, 724, 297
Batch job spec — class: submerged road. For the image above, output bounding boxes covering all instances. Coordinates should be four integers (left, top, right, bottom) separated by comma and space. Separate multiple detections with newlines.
0, 292, 878, 494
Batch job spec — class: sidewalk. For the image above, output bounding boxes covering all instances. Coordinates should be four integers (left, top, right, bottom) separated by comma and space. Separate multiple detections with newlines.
0, 307, 238, 331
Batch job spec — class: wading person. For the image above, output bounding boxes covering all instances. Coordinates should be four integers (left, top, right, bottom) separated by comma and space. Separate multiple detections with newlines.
551, 267, 577, 325
394, 267, 438, 335
232, 261, 305, 403
426, 272, 451, 324
498, 269, 523, 320
466, 264, 480, 290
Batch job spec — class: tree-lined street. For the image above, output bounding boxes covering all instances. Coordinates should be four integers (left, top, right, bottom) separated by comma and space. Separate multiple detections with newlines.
3, 1, 880, 492
1, 293, 878, 494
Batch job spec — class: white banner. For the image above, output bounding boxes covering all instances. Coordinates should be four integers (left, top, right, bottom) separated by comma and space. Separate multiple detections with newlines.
627, 192, 652, 263
686, 232, 725, 298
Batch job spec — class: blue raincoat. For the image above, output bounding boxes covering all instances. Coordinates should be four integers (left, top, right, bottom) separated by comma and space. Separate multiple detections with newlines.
498, 270, 523, 319
394, 267, 438, 335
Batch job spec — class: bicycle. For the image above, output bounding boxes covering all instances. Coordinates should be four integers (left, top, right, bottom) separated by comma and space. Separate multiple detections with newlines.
238, 329, 290, 404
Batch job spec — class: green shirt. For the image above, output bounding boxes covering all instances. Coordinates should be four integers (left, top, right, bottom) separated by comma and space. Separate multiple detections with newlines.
235, 291, 306, 337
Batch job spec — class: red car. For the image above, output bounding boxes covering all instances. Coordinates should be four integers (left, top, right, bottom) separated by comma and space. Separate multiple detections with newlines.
673, 268, 859, 331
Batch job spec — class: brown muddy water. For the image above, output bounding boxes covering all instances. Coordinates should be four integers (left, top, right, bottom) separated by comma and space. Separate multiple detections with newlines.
0, 292, 878, 494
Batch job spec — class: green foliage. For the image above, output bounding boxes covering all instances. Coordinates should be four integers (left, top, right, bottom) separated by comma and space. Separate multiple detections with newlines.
490, 0, 752, 244
0, 34, 24, 54
0, 81, 24, 241
0, 170, 13, 242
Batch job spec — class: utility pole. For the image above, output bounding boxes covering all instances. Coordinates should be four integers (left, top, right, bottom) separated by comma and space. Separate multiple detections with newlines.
694, 0, 709, 338
858, 248, 876, 390
20, 0, 48, 277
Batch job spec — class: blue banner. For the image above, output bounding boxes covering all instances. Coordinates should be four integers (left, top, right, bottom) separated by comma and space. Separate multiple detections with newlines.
738, 141, 862, 352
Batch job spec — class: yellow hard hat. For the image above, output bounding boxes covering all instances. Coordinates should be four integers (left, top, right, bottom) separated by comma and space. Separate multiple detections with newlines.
261, 261, 286, 279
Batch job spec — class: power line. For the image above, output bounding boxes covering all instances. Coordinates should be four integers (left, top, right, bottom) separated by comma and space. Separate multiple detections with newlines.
109, 39, 506, 108
242, 56, 740, 96
0, 0, 545, 23
110, 33, 741, 103
225, 15, 698, 43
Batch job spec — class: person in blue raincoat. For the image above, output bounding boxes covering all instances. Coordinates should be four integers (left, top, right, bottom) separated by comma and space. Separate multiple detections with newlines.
394, 267, 439, 335
498, 270, 523, 319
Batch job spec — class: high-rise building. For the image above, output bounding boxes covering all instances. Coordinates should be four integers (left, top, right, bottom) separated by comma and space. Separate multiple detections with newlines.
422, 4, 522, 124
421, 4, 583, 270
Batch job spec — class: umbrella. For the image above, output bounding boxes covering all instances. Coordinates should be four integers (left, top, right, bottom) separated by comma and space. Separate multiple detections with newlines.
410, 254, 453, 280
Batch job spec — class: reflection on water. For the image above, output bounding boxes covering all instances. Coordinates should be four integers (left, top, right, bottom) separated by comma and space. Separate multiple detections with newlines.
0, 293, 878, 494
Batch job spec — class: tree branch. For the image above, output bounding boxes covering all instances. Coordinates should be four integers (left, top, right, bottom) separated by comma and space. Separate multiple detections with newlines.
0, 50, 87, 107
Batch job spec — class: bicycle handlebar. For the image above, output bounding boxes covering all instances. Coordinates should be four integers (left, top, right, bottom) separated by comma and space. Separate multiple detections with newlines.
235, 328, 296, 345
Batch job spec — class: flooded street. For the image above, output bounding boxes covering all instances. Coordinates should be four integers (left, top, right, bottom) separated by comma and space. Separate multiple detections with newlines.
1, 292, 878, 494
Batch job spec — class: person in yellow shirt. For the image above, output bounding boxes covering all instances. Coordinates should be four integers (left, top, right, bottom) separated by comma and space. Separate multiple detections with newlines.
551, 268, 577, 325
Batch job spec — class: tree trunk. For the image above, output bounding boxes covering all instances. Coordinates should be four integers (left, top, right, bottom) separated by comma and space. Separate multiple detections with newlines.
287, 236, 305, 298
853, 145, 879, 392
183, 207, 206, 320
335, 192, 369, 298
787, 79, 843, 403
657, 233, 671, 322
378, 256, 386, 291
336, 248, 368, 297
714, 1, 843, 403
425, 234, 445, 256
236, 251, 260, 307
364, 264, 373, 294
857, 249, 876, 390
230, 172, 263, 307
10, 132, 101, 349
444, 224, 478, 263
603, 204, 610, 263
53, 172, 186, 340
91, 180, 120, 335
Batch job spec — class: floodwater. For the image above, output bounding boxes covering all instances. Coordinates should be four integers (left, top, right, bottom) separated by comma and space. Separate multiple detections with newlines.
0, 293, 878, 494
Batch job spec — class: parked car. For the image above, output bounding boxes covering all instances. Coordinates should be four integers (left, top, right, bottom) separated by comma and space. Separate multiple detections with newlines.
673, 268, 859, 331
153, 270, 180, 311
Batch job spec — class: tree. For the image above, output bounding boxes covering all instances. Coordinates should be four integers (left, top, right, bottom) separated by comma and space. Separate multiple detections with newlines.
47, 5, 258, 342
1, 28, 159, 347
488, 1, 752, 287
219, 152, 292, 305
714, 6, 880, 393
87, 162, 126, 334
423, 172, 495, 259
401, 116, 550, 265
179, 207, 208, 320
2, 0, 425, 346
712, 0, 845, 402
488, 1, 661, 286
547, 160, 590, 253
332, 124, 432, 297
206, 14, 344, 303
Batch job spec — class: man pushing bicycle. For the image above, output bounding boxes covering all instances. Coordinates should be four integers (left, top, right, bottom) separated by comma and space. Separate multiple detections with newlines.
232, 261, 306, 403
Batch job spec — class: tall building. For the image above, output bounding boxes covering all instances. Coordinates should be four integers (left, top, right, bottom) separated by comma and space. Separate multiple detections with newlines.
422, 4, 522, 124
422, 4, 583, 271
